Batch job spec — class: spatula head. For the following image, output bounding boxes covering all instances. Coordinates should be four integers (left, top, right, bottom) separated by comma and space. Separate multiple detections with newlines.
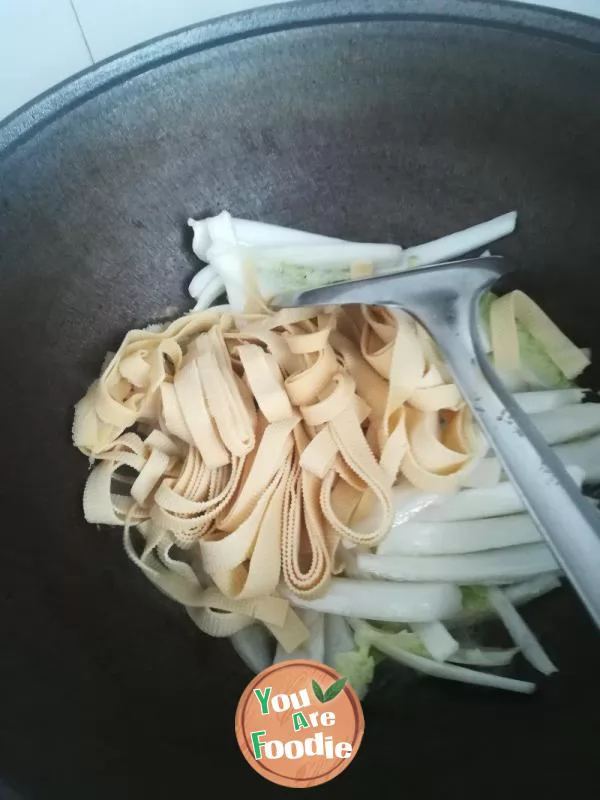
270, 256, 508, 312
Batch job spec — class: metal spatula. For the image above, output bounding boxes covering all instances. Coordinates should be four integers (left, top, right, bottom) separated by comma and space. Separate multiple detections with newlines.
272, 256, 600, 627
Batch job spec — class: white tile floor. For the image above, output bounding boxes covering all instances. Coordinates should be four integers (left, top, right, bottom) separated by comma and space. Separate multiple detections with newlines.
0, 0, 597, 123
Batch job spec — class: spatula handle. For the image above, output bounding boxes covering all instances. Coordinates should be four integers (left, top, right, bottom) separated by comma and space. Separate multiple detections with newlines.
431, 296, 600, 627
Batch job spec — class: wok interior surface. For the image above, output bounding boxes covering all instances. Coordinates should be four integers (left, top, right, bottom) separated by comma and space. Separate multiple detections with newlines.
1, 1, 599, 797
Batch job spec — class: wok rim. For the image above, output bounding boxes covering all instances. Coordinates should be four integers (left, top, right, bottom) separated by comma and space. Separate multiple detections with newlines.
1, 0, 599, 159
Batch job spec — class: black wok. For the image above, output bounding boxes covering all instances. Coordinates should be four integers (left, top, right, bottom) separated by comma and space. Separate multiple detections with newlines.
1, 1, 599, 797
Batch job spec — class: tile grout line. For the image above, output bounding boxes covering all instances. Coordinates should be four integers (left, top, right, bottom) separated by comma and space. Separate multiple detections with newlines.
69, 0, 95, 63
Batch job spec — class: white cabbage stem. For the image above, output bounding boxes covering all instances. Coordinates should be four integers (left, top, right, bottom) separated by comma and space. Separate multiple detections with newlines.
449, 574, 562, 627
230, 624, 274, 673
514, 389, 585, 414
324, 614, 357, 668
188, 266, 225, 310
449, 647, 519, 667
553, 434, 600, 481
357, 543, 559, 585
504, 574, 562, 605
529, 403, 600, 445
373, 483, 439, 529
464, 422, 600, 488
283, 579, 462, 622
188, 213, 344, 260
188, 264, 221, 300
467, 437, 600, 486
382, 468, 584, 552
460, 458, 503, 488
487, 587, 557, 675
188, 210, 517, 310
352, 620, 535, 694
398, 211, 517, 270
415, 465, 583, 523
410, 621, 459, 662
254, 241, 403, 269
205, 242, 249, 311
379, 514, 543, 556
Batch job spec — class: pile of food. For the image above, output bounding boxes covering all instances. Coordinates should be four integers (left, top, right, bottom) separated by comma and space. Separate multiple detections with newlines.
73, 210, 600, 697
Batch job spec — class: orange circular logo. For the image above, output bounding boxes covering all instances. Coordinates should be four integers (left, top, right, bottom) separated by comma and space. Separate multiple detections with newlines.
235, 659, 364, 788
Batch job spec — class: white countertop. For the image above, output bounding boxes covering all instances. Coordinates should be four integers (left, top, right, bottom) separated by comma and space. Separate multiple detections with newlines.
0, 0, 598, 122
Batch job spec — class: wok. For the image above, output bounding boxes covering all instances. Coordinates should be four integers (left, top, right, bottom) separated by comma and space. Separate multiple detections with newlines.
1, 1, 599, 797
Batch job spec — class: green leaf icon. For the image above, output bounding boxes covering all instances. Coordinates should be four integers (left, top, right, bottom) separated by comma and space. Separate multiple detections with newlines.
323, 677, 347, 702
312, 679, 325, 703
312, 676, 347, 703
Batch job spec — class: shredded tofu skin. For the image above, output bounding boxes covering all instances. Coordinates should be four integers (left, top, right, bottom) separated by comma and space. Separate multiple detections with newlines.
73, 211, 593, 690
74, 304, 484, 649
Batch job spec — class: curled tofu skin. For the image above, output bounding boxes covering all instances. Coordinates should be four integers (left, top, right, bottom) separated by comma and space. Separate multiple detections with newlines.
74, 210, 590, 657
73, 303, 484, 650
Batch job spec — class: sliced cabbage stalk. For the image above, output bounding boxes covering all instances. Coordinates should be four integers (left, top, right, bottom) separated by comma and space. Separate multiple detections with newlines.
191, 210, 516, 269
231, 624, 274, 673
498, 371, 532, 392
282, 579, 462, 622
189, 263, 219, 300
460, 458, 503, 488
253, 241, 403, 270
188, 213, 344, 260
324, 614, 356, 666
379, 514, 543, 556
188, 210, 517, 310
465, 426, 600, 487
417, 465, 583, 523
191, 212, 402, 308
487, 587, 557, 675
514, 388, 585, 415
188, 265, 226, 310
245, 213, 517, 301
190, 212, 253, 310
205, 241, 251, 311
362, 626, 427, 655
224, 243, 396, 305
352, 620, 535, 694
386, 483, 440, 527
529, 403, 600, 445
418, 466, 584, 524
449, 647, 519, 667
399, 211, 517, 270
553, 434, 600, 482
357, 543, 559, 585
451, 575, 561, 627
410, 621, 459, 662
336, 547, 370, 580
505, 574, 562, 605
